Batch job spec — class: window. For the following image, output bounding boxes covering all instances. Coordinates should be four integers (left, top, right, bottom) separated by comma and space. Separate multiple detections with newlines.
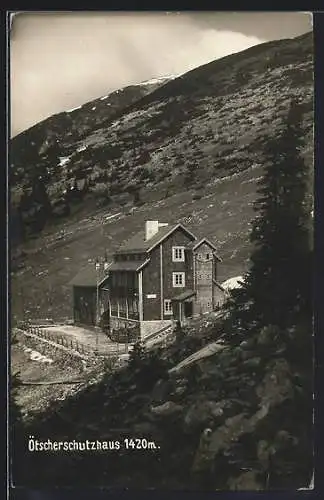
173, 272, 185, 287
164, 299, 173, 315
206, 253, 210, 260
172, 246, 185, 262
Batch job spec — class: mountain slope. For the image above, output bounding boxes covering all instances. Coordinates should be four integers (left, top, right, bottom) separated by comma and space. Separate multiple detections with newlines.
10, 76, 175, 239
10, 32, 313, 322
10, 32, 313, 243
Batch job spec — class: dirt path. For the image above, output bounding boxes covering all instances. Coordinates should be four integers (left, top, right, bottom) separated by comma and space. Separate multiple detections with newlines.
39, 324, 130, 355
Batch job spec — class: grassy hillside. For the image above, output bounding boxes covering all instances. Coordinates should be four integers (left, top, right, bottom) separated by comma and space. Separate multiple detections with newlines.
10, 32, 313, 323
10, 32, 313, 242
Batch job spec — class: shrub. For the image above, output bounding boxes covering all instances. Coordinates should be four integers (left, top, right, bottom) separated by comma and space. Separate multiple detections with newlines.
128, 342, 169, 392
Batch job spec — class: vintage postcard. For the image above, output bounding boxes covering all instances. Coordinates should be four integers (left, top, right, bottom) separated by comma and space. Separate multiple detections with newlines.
9, 10, 314, 491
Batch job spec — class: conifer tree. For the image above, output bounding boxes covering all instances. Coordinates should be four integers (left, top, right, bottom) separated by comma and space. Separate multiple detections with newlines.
225, 99, 312, 341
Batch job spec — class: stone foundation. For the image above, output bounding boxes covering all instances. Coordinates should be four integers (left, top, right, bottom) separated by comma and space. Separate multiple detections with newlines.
109, 316, 140, 342
109, 316, 172, 342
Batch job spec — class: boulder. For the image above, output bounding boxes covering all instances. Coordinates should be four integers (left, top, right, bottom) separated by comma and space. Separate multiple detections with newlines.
127, 394, 151, 407
173, 384, 186, 397
184, 399, 226, 431
242, 356, 262, 368
256, 358, 293, 406
208, 405, 270, 458
150, 401, 183, 417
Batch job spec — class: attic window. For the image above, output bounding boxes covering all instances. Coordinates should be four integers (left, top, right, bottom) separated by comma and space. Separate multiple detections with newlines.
206, 253, 210, 260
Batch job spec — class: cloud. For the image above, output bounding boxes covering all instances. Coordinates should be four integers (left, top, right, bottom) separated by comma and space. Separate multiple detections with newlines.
10, 11, 308, 136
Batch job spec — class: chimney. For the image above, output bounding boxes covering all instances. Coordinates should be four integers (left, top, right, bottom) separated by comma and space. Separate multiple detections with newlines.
145, 220, 159, 240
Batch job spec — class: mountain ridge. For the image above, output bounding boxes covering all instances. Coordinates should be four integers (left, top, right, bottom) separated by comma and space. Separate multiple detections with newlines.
10, 31, 313, 322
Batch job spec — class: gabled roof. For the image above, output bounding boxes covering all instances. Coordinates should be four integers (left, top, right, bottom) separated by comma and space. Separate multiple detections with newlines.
108, 259, 150, 272
117, 223, 197, 254
68, 262, 112, 287
187, 237, 222, 262
192, 237, 218, 251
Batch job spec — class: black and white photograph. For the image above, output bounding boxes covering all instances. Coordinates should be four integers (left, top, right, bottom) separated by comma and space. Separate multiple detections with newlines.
9, 11, 314, 491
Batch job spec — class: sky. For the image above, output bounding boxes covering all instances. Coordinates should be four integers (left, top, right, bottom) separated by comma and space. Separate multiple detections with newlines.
9, 11, 312, 137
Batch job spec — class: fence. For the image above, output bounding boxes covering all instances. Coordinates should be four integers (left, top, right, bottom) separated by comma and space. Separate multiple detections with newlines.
16, 322, 130, 358
25, 325, 93, 357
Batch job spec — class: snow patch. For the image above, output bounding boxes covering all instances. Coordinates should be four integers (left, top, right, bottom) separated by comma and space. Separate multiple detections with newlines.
76, 145, 87, 153
100, 95, 110, 101
91, 106, 96, 111
65, 105, 82, 113
58, 156, 71, 167
135, 74, 179, 86
23, 346, 53, 364
105, 212, 121, 221
221, 276, 244, 291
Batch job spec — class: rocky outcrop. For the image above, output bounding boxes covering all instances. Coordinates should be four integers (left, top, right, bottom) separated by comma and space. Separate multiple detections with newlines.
150, 401, 184, 417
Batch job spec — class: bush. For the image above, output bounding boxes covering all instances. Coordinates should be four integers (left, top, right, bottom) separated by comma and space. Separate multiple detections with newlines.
128, 342, 169, 392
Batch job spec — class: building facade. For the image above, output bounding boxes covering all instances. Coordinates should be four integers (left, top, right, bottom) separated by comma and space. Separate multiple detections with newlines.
68, 260, 110, 327
99, 220, 226, 339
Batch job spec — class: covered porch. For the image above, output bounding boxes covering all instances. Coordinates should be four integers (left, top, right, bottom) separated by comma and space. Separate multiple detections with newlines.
171, 289, 196, 326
